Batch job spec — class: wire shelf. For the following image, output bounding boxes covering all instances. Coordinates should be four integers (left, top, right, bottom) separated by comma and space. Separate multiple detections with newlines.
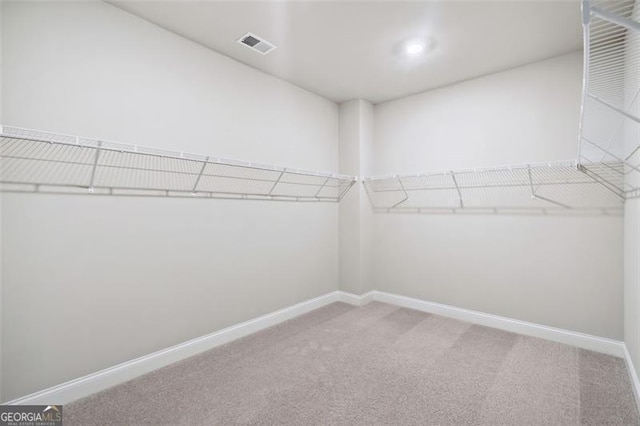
363, 161, 624, 214
0, 126, 356, 202
364, 0, 637, 214
580, 0, 640, 198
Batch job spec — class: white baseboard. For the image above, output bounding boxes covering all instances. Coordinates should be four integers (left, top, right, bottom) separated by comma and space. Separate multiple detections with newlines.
5, 291, 341, 406
623, 344, 640, 409
344, 290, 624, 358
361, 291, 374, 305
6, 288, 626, 406
373, 291, 624, 356
336, 290, 374, 306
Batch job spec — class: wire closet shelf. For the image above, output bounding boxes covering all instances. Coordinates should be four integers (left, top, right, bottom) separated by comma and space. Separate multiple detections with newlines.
579, 0, 640, 199
0, 126, 356, 202
364, 0, 638, 215
363, 161, 624, 214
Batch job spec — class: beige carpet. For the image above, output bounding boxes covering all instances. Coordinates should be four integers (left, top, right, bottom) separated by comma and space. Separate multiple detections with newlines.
66, 302, 639, 425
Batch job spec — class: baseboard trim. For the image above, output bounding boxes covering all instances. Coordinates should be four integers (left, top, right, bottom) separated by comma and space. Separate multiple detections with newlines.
336, 290, 374, 306
5, 291, 341, 406
347, 290, 624, 357
623, 344, 640, 409
6, 289, 626, 405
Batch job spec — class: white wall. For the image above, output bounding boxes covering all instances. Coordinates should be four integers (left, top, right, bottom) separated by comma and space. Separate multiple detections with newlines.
624, 0, 640, 386
1, 1, 339, 401
627, 198, 640, 367
373, 52, 624, 339
359, 102, 374, 295
374, 53, 584, 174
338, 99, 374, 295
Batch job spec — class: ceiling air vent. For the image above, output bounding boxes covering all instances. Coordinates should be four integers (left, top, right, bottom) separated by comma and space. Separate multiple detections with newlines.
237, 32, 277, 55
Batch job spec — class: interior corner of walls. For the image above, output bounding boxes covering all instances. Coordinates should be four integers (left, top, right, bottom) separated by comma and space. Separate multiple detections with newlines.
336, 290, 374, 306
338, 98, 375, 298
357, 98, 374, 110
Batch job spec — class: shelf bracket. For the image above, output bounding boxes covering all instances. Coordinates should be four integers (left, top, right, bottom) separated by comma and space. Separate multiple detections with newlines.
591, 5, 640, 34
583, 137, 640, 175
88, 141, 102, 193
577, 163, 626, 199
533, 195, 572, 210
451, 171, 464, 208
338, 179, 357, 202
626, 145, 640, 162
314, 177, 330, 198
191, 156, 210, 194
390, 176, 409, 209
268, 170, 285, 195
527, 165, 536, 199
526, 165, 570, 208
587, 93, 640, 126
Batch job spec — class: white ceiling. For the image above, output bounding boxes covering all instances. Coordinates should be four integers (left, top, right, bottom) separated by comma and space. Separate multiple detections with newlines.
109, 1, 583, 104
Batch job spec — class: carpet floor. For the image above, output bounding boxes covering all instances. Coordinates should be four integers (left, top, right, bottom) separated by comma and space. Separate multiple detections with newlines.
66, 302, 639, 425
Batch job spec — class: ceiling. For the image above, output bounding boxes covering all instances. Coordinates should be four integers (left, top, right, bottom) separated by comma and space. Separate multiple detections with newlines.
109, 1, 583, 104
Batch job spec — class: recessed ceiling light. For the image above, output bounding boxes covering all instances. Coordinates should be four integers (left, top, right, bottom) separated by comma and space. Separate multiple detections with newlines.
405, 41, 425, 56
400, 38, 433, 58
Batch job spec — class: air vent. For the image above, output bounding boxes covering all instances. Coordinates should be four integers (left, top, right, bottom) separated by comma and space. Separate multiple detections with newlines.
237, 32, 277, 55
